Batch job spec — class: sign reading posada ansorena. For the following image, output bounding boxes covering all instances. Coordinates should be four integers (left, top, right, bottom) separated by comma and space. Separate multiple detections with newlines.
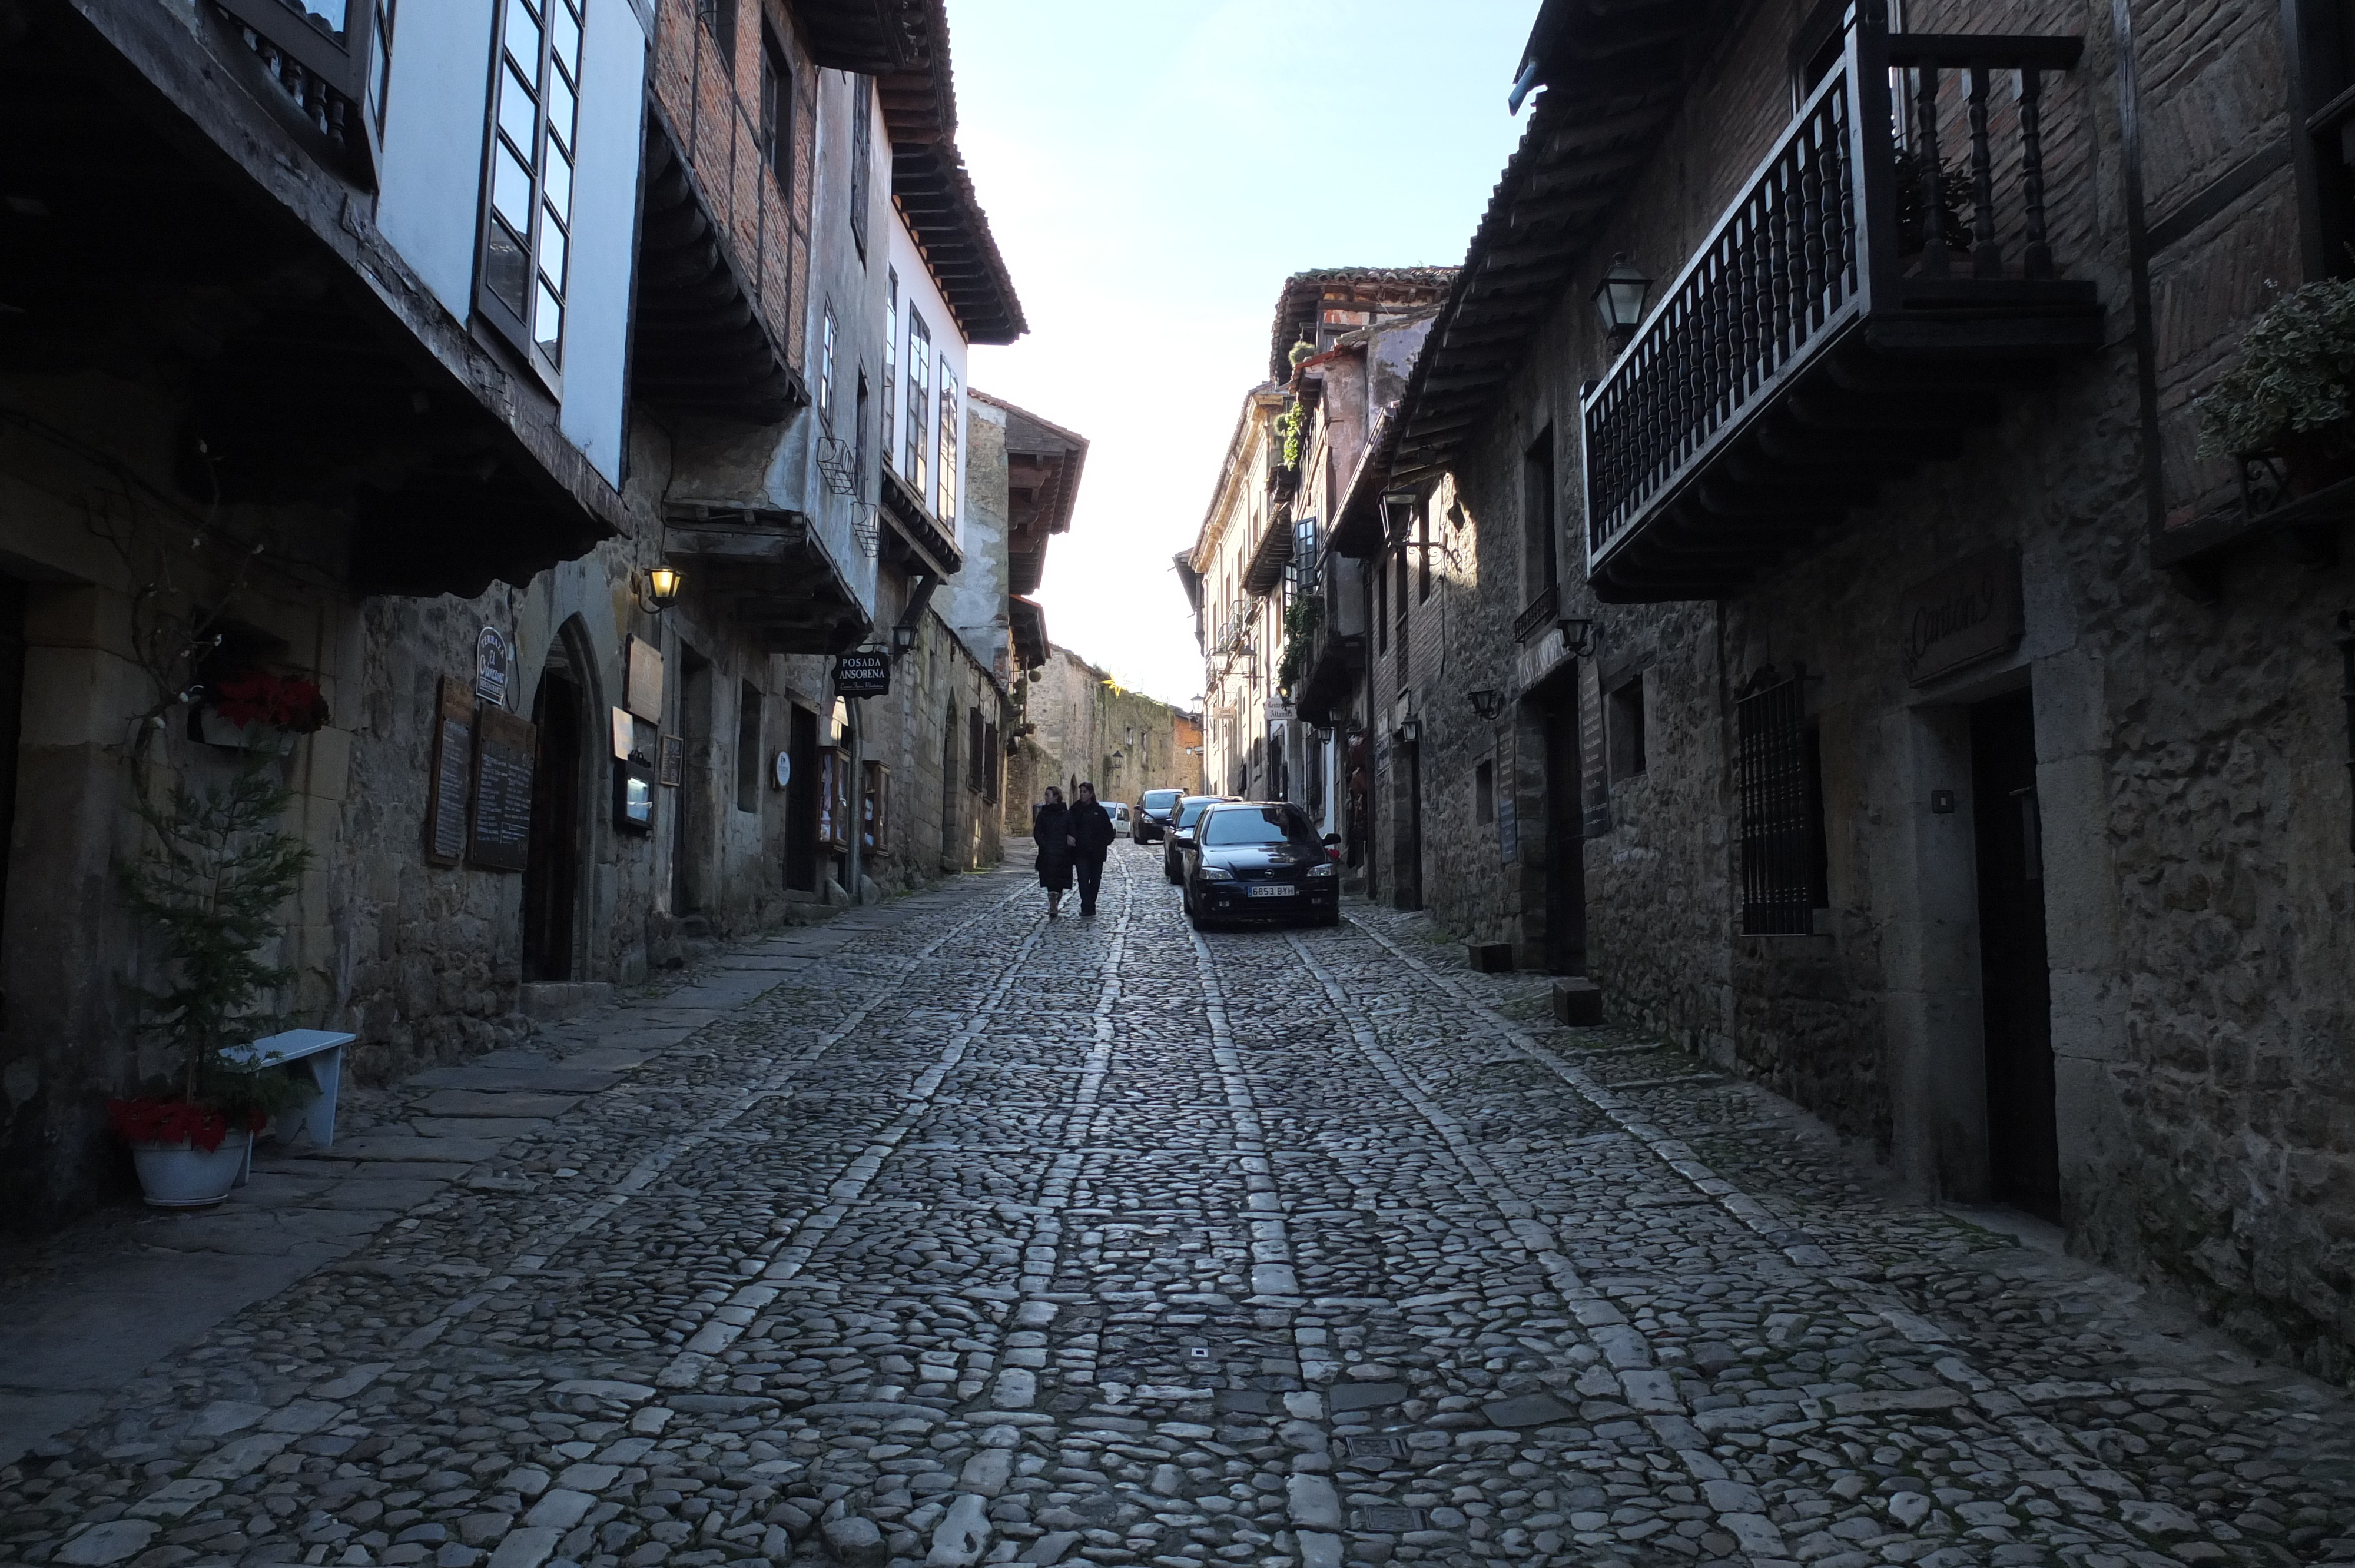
833, 647, 891, 697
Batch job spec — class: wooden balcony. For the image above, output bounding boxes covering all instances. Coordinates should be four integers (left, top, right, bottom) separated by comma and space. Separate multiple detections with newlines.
1580, 21, 2099, 603
638, 2, 807, 424
664, 506, 869, 653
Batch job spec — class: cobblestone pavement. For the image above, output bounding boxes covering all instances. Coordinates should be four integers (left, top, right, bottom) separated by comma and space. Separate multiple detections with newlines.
6, 841, 2353, 1568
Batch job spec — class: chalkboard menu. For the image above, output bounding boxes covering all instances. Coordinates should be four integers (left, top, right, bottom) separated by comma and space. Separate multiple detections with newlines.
468, 705, 536, 871
425, 678, 475, 865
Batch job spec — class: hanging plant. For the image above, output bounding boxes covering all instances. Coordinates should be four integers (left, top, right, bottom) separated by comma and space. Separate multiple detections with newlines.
2195, 278, 2355, 482
1277, 593, 1324, 688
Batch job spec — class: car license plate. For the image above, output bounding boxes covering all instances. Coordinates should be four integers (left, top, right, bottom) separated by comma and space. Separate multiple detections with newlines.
1247, 883, 1296, 898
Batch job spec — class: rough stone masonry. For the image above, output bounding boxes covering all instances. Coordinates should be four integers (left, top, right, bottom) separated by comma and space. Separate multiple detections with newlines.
3, 844, 2352, 1568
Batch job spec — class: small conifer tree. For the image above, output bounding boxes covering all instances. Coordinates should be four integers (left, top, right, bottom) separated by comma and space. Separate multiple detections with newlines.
122, 764, 314, 1124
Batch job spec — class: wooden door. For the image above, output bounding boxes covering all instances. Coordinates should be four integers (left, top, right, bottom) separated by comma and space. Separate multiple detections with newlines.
1542, 689, 1588, 975
522, 670, 582, 982
1971, 687, 2058, 1214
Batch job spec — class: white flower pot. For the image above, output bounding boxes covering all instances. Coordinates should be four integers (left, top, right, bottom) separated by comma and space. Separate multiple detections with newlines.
128, 1131, 252, 1208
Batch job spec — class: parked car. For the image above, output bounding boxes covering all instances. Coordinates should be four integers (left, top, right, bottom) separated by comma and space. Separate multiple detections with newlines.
1133, 788, 1185, 843
1105, 802, 1132, 836
1179, 801, 1341, 929
1162, 794, 1235, 883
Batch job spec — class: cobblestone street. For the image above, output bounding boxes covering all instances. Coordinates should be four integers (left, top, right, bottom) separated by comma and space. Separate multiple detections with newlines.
5, 842, 2353, 1568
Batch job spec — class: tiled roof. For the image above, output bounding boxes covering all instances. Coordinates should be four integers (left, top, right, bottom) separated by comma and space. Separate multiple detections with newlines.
1385, 0, 1716, 486
877, 0, 1026, 344
1266, 267, 1456, 381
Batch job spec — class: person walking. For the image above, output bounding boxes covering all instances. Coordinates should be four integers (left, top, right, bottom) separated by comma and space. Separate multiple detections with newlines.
1067, 781, 1116, 917
1031, 785, 1074, 919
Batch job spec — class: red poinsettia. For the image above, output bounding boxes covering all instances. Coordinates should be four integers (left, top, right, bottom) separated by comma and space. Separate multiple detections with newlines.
108, 1098, 267, 1153
209, 671, 331, 734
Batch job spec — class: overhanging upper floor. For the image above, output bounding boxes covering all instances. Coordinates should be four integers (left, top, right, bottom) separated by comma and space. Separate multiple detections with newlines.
1581, 22, 2101, 602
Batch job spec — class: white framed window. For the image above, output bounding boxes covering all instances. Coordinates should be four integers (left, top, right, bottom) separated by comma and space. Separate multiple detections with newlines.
477, 0, 583, 377
818, 306, 837, 428
904, 308, 931, 500
881, 270, 898, 474
935, 360, 958, 524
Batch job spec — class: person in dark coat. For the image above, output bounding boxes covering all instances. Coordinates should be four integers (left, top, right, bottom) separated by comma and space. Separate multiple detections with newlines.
1067, 782, 1117, 916
1031, 786, 1074, 919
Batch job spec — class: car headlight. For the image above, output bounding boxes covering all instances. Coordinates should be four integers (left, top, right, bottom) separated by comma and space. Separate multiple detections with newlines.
1198, 865, 1234, 881
1306, 862, 1337, 878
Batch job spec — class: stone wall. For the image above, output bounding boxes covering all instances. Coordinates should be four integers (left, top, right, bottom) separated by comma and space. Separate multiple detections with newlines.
1366, 0, 2355, 1379
1006, 646, 1196, 825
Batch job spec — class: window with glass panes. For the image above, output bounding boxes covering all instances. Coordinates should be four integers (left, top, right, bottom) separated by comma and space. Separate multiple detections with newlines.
848, 77, 871, 258
935, 361, 959, 524
479, 0, 582, 373
904, 309, 931, 500
881, 270, 898, 474
817, 307, 837, 428
758, 24, 791, 194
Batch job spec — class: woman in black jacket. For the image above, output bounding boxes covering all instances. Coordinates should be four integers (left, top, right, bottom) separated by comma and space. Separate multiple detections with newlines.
1066, 782, 1116, 917
1031, 786, 1074, 919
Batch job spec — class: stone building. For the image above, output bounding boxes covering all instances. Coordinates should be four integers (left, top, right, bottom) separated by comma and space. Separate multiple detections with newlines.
0, 0, 1041, 1227
1004, 647, 1199, 826
1186, 271, 1452, 840
1309, 0, 2355, 1375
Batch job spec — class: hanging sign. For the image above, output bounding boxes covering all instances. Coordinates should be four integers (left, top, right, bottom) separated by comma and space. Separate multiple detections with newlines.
475, 626, 511, 707
833, 647, 891, 697
1901, 547, 2023, 685
625, 634, 666, 721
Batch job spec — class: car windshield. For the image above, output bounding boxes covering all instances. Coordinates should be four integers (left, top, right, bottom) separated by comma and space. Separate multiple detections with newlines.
1200, 805, 1323, 848
1174, 796, 1221, 828
1142, 790, 1182, 810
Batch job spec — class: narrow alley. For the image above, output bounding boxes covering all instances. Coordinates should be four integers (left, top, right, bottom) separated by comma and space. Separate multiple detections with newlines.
4, 844, 2350, 1568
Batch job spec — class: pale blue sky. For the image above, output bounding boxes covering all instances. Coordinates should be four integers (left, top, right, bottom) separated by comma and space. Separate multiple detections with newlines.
958, 0, 1540, 709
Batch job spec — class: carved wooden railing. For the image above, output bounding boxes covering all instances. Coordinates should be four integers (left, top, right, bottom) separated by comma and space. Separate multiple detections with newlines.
1580, 18, 2082, 574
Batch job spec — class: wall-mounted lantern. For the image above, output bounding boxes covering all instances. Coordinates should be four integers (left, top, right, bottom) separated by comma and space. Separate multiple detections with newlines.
1591, 255, 1651, 346
633, 564, 685, 613
1382, 490, 1419, 543
891, 622, 921, 655
1396, 716, 1421, 746
1558, 616, 1599, 659
1468, 689, 1505, 720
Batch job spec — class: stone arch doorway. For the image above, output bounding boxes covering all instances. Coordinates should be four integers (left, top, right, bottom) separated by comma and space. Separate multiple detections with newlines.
522, 620, 595, 982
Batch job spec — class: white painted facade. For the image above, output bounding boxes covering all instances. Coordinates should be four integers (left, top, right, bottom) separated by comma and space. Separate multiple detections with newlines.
883, 211, 971, 547
371, 0, 648, 489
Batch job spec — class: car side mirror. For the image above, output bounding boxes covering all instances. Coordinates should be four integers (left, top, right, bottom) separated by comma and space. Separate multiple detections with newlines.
1322, 833, 1339, 846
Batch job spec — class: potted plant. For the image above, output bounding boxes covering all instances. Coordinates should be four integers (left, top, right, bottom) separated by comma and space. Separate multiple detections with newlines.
2195, 277, 2355, 494
110, 765, 315, 1208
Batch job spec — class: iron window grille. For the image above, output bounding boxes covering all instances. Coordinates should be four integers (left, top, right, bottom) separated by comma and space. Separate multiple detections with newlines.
1734, 665, 1828, 934
476, 0, 586, 378
967, 707, 985, 793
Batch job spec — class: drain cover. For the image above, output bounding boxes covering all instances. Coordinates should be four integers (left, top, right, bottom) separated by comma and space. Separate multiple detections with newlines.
1344, 1436, 1409, 1461
1355, 1507, 1426, 1532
